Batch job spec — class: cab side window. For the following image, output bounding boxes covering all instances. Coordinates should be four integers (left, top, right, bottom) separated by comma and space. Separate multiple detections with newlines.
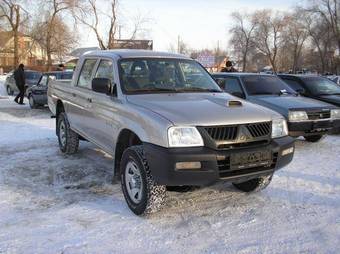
95, 60, 114, 82
77, 59, 97, 88
224, 77, 245, 98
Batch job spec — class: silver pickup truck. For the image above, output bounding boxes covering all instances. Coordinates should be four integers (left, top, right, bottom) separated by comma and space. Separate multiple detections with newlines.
48, 50, 295, 215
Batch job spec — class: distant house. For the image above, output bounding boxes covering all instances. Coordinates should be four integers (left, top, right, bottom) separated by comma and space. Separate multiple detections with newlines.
0, 31, 45, 70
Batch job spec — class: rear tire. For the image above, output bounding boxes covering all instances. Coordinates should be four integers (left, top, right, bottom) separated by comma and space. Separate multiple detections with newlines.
6, 86, 13, 96
232, 174, 273, 192
304, 135, 323, 142
57, 112, 79, 154
121, 146, 166, 215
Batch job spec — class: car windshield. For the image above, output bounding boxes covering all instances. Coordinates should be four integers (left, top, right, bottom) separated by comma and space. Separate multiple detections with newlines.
302, 77, 340, 95
118, 58, 222, 94
241, 75, 296, 96
60, 72, 73, 79
26, 72, 42, 80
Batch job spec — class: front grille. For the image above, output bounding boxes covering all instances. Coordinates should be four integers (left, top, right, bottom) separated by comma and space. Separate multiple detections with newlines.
307, 110, 331, 120
246, 122, 271, 138
204, 126, 238, 141
217, 152, 278, 178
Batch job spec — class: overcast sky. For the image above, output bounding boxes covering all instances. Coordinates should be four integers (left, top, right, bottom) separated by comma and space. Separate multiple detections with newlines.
79, 0, 300, 52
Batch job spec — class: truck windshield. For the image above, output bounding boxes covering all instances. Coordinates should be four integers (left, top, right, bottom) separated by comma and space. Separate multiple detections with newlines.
241, 75, 296, 96
302, 77, 340, 95
118, 58, 222, 94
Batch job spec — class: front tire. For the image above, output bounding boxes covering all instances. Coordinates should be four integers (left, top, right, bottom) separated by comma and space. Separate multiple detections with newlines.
57, 112, 79, 154
233, 174, 273, 192
28, 94, 37, 109
304, 135, 323, 142
121, 146, 166, 215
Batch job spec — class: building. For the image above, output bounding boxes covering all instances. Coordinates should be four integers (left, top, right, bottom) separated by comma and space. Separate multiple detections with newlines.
0, 31, 45, 71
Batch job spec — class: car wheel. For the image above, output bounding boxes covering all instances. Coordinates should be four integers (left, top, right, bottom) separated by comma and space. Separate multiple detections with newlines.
232, 174, 273, 192
28, 95, 37, 109
6, 86, 13, 96
57, 112, 79, 154
121, 146, 166, 215
304, 135, 323, 142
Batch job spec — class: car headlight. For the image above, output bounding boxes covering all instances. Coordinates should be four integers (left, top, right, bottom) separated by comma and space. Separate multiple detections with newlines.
272, 119, 288, 138
288, 111, 308, 121
331, 109, 340, 119
168, 126, 204, 147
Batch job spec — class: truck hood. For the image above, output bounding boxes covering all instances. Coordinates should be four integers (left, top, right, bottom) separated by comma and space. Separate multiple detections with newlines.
318, 94, 340, 107
248, 95, 335, 117
127, 93, 282, 126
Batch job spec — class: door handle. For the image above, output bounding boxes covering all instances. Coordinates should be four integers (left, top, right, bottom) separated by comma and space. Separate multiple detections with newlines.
87, 98, 92, 103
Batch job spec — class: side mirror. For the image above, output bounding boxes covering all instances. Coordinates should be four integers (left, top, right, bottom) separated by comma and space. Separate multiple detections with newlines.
92, 78, 113, 95
296, 88, 305, 95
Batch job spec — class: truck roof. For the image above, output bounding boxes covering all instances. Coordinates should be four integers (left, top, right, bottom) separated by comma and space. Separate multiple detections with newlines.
84, 49, 191, 59
212, 72, 275, 77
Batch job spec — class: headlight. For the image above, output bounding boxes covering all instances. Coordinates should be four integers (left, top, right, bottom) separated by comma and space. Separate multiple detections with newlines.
168, 127, 204, 147
288, 111, 308, 121
331, 109, 340, 119
272, 119, 288, 138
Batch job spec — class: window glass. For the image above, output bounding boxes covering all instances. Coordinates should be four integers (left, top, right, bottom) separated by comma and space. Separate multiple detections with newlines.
39, 76, 48, 86
302, 77, 340, 95
241, 75, 296, 95
118, 58, 221, 94
95, 60, 114, 81
223, 77, 244, 95
26, 72, 42, 80
61, 72, 73, 79
281, 78, 304, 91
77, 59, 97, 88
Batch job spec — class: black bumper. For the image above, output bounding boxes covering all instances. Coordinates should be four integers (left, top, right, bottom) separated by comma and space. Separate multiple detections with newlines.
288, 119, 340, 136
143, 136, 295, 186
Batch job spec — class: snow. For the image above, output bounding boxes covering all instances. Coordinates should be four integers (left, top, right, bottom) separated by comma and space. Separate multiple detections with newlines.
0, 75, 7, 97
0, 97, 339, 254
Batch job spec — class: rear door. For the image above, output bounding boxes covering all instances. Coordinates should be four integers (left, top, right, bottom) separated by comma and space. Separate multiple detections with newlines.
67, 58, 98, 137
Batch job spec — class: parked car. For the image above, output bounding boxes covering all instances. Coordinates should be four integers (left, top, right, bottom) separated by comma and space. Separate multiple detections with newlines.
278, 74, 340, 107
5, 70, 42, 95
212, 73, 340, 142
48, 50, 295, 215
27, 71, 73, 108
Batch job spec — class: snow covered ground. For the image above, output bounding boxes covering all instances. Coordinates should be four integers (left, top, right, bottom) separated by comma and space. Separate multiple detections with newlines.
0, 90, 339, 253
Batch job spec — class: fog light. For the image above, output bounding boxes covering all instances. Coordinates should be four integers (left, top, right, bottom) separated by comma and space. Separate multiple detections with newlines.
175, 162, 201, 170
282, 147, 294, 156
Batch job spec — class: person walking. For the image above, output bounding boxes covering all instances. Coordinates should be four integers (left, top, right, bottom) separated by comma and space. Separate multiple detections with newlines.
14, 63, 26, 105
221, 60, 238, 73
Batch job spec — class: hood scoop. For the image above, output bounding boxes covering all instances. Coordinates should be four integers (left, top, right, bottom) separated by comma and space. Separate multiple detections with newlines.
227, 100, 243, 107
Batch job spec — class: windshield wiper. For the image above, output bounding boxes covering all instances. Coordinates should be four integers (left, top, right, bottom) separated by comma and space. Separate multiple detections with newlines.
177, 87, 222, 93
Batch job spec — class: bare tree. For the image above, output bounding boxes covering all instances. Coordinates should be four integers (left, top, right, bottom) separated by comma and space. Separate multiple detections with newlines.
37, 0, 77, 70
75, 0, 148, 50
283, 11, 308, 72
252, 10, 287, 72
0, 0, 27, 67
229, 11, 256, 72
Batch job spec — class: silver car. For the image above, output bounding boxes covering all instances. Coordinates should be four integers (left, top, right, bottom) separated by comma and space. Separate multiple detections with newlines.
5, 70, 42, 95
48, 50, 295, 215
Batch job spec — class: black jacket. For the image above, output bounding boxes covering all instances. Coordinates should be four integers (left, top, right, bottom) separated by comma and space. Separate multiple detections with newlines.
14, 67, 25, 88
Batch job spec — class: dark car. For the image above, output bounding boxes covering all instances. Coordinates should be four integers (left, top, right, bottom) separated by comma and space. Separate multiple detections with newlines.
26, 71, 73, 108
5, 70, 42, 95
278, 74, 340, 107
212, 73, 340, 142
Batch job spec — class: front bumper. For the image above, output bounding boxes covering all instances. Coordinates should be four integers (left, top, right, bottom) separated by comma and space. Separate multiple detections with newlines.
288, 119, 340, 136
143, 136, 295, 186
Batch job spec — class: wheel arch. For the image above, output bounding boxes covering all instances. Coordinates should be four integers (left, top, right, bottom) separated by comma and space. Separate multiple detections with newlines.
114, 128, 143, 177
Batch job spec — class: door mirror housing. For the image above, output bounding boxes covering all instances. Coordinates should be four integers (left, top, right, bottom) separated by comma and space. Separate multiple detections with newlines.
296, 88, 305, 95
92, 78, 114, 95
